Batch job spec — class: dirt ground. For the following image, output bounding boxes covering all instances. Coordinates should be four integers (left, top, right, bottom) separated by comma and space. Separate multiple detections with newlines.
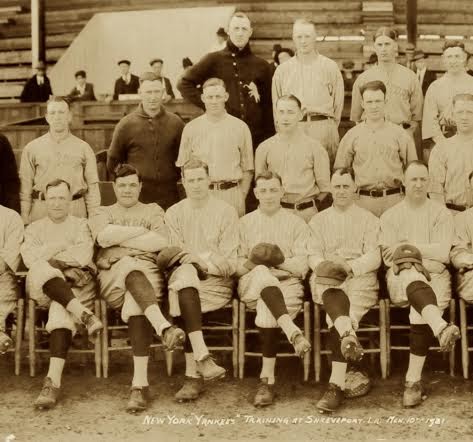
1, 352, 473, 442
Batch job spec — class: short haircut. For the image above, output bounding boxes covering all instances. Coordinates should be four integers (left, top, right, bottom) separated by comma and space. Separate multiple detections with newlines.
332, 167, 355, 181
181, 158, 209, 177
293, 18, 316, 32
360, 80, 387, 98
46, 95, 70, 110
229, 12, 251, 26
182, 57, 193, 69
114, 163, 142, 182
453, 93, 473, 106
443, 40, 465, 53
45, 178, 71, 193
404, 160, 428, 174
202, 78, 226, 91
150, 58, 163, 66
255, 170, 283, 186
74, 70, 86, 78
276, 94, 302, 109
139, 72, 160, 84
373, 26, 398, 42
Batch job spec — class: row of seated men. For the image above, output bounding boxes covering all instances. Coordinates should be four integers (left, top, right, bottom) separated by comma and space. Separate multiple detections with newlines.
1, 158, 471, 416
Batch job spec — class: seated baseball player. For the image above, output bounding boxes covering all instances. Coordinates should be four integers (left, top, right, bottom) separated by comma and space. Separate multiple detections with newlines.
0, 204, 24, 354
236, 171, 311, 407
20, 179, 103, 409
308, 168, 381, 412
380, 160, 459, 408
162, 159, 239, 402
90, 164, 184, 413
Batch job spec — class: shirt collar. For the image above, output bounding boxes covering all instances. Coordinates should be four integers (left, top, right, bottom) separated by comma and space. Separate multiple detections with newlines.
226, 39, 252, 57
134, 103, 165, 119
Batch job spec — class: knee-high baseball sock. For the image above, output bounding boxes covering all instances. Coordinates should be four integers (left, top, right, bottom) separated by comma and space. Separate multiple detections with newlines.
323, 288, 353, 337
43, 278, 89, 321
406, 324, 432, 383
178, 288, 207, 361
328, 327, 347, 388
259, 327, 279, 384
125, 271, 170, 336
48, 328, 72, 387
175, 317, 198, 378
261, 286, 299, 342
128, 315, 153, 387
407, 281, 447, 336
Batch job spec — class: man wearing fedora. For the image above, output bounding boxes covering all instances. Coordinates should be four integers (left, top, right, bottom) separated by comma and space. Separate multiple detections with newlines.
20, 60, 53, 103
412, 50, 436, 96
113, 59, 140, 100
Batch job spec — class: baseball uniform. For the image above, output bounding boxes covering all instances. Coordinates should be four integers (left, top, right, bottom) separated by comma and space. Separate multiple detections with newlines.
334, 121, 417, 216
308, 204, 381, 330
164, 196, 238, 317
451, 208, 473, 301
255, 131, 330, 222
238, 207, 310, 328
19, 132, 100, 224
21, 215, 97, 333
177, 112, 254, 216
272, 54, 344, 165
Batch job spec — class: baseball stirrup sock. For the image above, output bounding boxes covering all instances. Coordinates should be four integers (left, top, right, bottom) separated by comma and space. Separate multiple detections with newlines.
405, 353, 427, 383
260, 286, 288, 320
132, 356, 149, 387
409, 324, 433, 357
322, 288, 350, 320
259, 327, 279, 358
329, 327, 345, 362
260, 357, 276, 385
128, 315, 153, 356
43, 277, 75, 308
49, 328, 72, 359
178, 287, 202, 333
125, 270, 158, 311
329, 361, 347, 389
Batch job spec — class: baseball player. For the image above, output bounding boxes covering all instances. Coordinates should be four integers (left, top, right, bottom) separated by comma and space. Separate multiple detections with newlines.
428, 93, 473, 213
335, 80, 417, 217
255, 94, 331, 222
0, 204, 23, 354
177, 77, 254, 216
380, 160, 458, 408
422, 41, 473, 149
20, 179, 103, 409
163, 159, 239, 402
272, 19, 344, 166
237, 171, 311, 407
19, 96, 100, 224
308, 168, 381, 412
89, 163, 184, 413
0, 133, 20, 213
351, 27, 423, 144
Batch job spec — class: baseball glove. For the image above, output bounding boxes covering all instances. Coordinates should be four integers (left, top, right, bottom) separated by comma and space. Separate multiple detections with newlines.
244, 243, 285, 270
63, 267, 94, 288
344, 369, 372, 398
155, 246, 207, 280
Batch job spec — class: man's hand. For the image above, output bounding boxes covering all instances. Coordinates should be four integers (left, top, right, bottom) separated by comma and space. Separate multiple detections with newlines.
382, 243, 406, 263
179, 253, 209, 273
48, 258, 69, 270
209, 253, 233, 278
63, 268, 93, 287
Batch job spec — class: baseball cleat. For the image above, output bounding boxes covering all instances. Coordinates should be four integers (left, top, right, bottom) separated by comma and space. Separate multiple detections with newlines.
162, 325, 185, 352
316, 383, 344, 413
290, 330, 311, 358
175, 377, 204, 402
340, 332, 364, 362
126, 386, 150, 413
438, 323, 460, 352
403, 380, 427, 408
80, 311, 103, 336
0, 330, 13, 354
196, 354, 226, 381
34, 377, 60, 410
253, 378, 274, 407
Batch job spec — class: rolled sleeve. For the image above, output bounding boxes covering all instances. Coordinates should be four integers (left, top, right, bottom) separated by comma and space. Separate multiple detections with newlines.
428, 144, 447, 196
240, 124, 254, 172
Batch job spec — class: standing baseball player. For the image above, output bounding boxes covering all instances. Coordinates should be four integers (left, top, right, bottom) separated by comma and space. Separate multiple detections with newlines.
308, 168, 381, 412
0, 204, 23, 354
0, 133, 20, 213
255, 94, 331, 222
163, 159, 239, 402
107, 72, 185, 210
178, 12, 274, 148
428, 93, 473, 213
272, 19, 344, 166
237, 171, 311, 407
89, 164, 185, 413
21, 179, 103, 409
380, 160, 458, 408
335, 80, 417, 217
351, 27, 423, 144
19, 96, 100, 224
177, 77, 254, 216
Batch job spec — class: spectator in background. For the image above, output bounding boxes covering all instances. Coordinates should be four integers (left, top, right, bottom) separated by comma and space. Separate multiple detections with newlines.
412, 50, 436, 96
276, 48, 294, 66
0, 133, 20, 213
149, 59, 175, 103
363, 53, 377, 71
209, 27, 228, 53
342, 60, 357, 92
20, 61, 52, 103
113, 60, 140, 100
67, 70, 96, 102
269, 44, 283, 75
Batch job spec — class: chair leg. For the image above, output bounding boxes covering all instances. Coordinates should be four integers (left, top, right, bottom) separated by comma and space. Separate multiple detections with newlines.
232, 298, 239, 378
379, 299, 387, 379
460, 298, 469, 379
385, 299, 391, 377
238, 301, 245, 379
28, 299, 36, 377
94, 300, 101, 378
14, 298, 25, 376
314, 303, 321, 383
449, 299, 456, 377
165, 350, 173, 376
100, 300, 109, 379
303, 301, 310, 382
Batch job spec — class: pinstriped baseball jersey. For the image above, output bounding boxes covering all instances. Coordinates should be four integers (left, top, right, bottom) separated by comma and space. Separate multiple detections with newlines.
428, 135, 473, 207
451, 208, 473, 265
335, 121, 417, 189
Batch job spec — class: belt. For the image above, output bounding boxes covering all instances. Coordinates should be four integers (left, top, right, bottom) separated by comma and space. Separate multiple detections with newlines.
301, 114, 329, 122
209, 181, 238, 191
32, 189, 85, 201
281, 198, 317, 211
446, 202, 466, 212
358, 187, 402, 198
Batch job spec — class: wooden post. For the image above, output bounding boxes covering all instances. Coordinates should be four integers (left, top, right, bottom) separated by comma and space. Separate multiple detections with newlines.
406, 0, 417, 48
31, 0, 46, 65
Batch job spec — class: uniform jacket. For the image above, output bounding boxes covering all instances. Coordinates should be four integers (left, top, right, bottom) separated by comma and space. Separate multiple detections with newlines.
113, 74, 140, 100
20, 75, 52, 103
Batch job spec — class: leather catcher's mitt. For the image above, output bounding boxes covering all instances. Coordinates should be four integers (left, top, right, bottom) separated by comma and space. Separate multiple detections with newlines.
344, 369, 372, 399
155, 246, 207, 280
244, 243, 285, 270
